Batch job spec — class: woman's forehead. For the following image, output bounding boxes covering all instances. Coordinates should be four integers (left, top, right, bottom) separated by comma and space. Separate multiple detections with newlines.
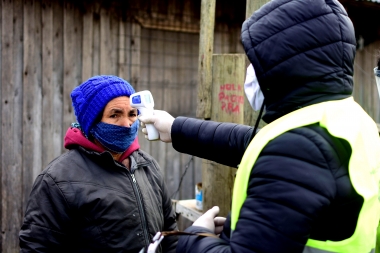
104, 96, 131, 109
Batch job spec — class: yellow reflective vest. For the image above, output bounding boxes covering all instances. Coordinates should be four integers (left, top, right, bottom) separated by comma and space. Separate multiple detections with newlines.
231, 97, 380, 253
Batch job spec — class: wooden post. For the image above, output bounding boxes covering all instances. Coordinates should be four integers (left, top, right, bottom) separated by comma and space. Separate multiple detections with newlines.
199, 1, 271, 217
202, 54, 245, 217
243, 0, 270, 127
196, 0, 216, 119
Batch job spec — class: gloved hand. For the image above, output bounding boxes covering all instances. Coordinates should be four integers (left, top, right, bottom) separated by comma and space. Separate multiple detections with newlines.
138, 110, 174, 143
193, 206, 226, 235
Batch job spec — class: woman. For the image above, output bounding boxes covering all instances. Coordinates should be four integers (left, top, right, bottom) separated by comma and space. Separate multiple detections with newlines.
19, 75, 178, 253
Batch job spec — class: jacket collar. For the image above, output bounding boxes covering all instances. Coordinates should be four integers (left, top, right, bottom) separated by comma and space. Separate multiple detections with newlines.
64, 126, 140, 162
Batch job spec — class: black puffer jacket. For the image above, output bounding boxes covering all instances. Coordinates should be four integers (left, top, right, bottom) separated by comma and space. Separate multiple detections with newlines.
19, 128, 177, 253
175, 1, 362, 252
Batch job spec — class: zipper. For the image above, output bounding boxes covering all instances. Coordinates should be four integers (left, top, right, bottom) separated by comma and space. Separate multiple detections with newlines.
130, 172, 151, 248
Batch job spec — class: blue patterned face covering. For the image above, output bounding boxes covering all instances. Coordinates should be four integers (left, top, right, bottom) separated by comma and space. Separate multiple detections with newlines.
90, 120, 139, 153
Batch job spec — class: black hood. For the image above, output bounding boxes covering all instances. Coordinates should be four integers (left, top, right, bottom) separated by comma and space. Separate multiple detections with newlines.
241, 0, 356, 123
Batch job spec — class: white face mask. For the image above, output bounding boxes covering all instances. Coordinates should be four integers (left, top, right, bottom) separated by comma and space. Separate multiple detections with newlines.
244, 64, 265, 111
374, 67, 380, 100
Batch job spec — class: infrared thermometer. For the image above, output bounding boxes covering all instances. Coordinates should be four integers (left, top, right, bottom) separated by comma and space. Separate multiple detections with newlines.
130, 90, 159, 140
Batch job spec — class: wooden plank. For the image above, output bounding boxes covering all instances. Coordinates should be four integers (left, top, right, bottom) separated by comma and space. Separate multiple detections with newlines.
363, 47, 372, 116
130, 22, 141, 90
100, 7, 111, 74
100, 7, 117, 75
2, 0, 24, 251
0, 0, 2, 136
196, 0, 215, 119
117, 19, 128, 80
174, 199, 202, 222
100, 8, 119, 75
63, 2, 81, 130
202, 54, 245, 217
41, 0, 55, 167
354, 49, 364, 106
144, 28, 163, 156
109, 8, 119, 76
138, 26, 160, 158
0, 10, 2, 250
137, 27, 149, 91
92, 2, 100, 75
0, 0, 2, 247
137, 28, 167, 166
81, 2, 93, 81
51, 0, 64, 156
135, 27, 150, 154
177, 31, 197, 116
211, 55, 245, 123
163, 30, 177, 113
23, 0, 43, 198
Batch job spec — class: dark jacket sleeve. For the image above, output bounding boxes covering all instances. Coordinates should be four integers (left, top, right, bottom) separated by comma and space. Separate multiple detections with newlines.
19, 173, 72, 253
171, 117, 254, 168
176, 126, 349, 253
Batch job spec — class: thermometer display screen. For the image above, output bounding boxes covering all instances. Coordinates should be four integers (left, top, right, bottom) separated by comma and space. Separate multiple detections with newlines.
132, 95, 141, 104
144, 94, 152, 104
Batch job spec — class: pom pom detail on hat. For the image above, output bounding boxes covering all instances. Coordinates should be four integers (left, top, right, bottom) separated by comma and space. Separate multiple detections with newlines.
71, 75, 135, 136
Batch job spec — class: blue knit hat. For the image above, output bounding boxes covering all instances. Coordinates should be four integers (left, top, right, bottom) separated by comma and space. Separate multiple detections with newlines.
71, 75, 135, 136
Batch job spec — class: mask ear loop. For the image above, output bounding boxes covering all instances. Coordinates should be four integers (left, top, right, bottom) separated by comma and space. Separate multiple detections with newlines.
250, 98, 265, 143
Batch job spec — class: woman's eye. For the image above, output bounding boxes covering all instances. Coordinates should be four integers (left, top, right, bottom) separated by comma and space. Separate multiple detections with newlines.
110, 114, 118, 118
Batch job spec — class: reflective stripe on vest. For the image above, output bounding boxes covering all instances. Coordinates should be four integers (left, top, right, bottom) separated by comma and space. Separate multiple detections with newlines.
303, 246, 375, 253
231, 97, 380, 253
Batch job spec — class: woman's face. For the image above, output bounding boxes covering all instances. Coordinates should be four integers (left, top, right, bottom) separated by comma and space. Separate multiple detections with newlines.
100, 96, 138, 127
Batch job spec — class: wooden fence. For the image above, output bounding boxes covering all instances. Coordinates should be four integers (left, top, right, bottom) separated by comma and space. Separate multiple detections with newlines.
353, 40, 380, 123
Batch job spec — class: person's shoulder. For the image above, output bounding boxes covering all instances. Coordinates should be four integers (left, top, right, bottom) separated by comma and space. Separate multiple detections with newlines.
261, 124, 341, 159
266, 124, 350, 172
132, 149, 159, 167
42, 149, 86, 179
131, 150, 164, 180
275, 124, 349, 151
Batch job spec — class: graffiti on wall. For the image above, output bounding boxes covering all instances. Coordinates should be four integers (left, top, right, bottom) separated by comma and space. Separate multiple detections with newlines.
218, 83, 244, 114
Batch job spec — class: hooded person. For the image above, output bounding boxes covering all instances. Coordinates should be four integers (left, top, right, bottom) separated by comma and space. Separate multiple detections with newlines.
19, 75, 178, 253
138, 0, 380, 252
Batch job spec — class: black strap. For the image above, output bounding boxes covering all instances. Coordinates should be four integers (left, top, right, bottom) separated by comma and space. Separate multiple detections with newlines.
250, 98, 266, 142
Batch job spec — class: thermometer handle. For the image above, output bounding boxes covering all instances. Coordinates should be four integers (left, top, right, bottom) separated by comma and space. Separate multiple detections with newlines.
138, 108, 159, 140
146, 123, 159, 140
